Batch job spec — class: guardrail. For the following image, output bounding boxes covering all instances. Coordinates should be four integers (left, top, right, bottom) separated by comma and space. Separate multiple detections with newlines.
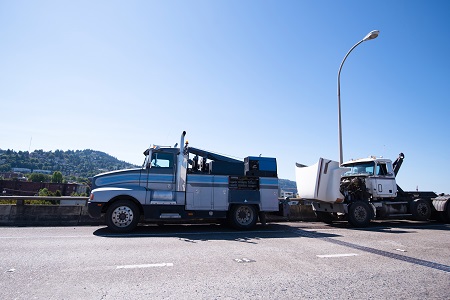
0, 196, 315, 227
1, 195, 88, 205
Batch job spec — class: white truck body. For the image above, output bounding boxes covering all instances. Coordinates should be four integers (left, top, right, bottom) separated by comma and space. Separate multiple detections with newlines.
295, 154, 450, 226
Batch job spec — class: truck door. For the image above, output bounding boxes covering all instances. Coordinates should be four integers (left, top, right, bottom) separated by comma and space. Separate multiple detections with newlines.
144, 150, 176, 204
374, 162, 396, 197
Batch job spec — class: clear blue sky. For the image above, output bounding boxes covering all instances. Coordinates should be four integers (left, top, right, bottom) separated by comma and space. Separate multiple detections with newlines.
1, 1, 449, 193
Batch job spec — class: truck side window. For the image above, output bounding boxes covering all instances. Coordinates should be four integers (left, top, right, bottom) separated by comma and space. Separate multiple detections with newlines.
151, 152, 174, 168
377, 163, 388, 176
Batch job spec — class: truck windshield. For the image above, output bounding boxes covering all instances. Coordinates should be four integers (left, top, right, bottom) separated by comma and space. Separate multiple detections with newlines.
343, 162, 375, 176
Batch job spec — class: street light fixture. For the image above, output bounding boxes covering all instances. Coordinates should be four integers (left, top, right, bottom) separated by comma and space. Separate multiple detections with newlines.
337, 30, 379, 165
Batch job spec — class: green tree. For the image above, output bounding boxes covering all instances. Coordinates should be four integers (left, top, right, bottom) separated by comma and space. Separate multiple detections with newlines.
51, 171, 63, 183
29, 173, 50, 182
0, 163, 11, 172
38, 188, 53, 196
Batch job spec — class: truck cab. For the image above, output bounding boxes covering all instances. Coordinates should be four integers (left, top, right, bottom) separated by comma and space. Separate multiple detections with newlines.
341, 157, 397, 200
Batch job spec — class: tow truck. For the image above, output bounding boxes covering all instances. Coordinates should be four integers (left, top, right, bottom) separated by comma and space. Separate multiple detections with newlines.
295, 153, 450, 227
88, 131, 279, 232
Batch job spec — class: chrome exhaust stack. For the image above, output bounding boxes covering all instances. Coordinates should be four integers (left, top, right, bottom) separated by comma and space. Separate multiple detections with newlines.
176, 131, 187, 191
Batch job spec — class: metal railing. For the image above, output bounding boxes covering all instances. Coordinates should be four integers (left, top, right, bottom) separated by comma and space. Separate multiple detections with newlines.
0, 196, 88, 206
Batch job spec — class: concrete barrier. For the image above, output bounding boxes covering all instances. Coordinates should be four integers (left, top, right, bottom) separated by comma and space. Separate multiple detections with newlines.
0, 197, 316, 226
0, 196, 104, 226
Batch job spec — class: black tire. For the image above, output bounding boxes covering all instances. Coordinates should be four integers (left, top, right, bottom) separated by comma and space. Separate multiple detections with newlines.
348, 201, 372, 227
105, 200, 140, 233
411, 199, 431, 221
228, 204, 258, 230
315, 211, 334, 224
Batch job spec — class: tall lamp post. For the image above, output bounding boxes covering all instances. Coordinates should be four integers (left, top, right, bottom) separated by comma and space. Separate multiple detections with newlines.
337, 30, 379, 166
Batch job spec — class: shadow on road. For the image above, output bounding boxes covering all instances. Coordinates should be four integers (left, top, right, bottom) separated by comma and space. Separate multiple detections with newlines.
93, 222, 342, 241
300, 219, 450, 234
92, 219, 449, 241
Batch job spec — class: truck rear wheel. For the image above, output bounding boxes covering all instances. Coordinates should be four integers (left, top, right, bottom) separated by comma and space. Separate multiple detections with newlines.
348, 202, 371, 227
229, 204, 257, 230
411, 199, 431, 221
106, 200, 140, 233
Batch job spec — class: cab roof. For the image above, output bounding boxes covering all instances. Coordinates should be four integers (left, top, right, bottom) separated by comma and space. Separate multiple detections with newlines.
343, 156, 393, 165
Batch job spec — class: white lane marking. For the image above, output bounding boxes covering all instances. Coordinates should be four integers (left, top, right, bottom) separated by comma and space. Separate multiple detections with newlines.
234, 258, 255, 263
116, 263, 173, 269
317, 253, 358, 258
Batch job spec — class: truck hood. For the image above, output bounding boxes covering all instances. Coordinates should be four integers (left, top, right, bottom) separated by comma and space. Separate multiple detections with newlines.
92, 168, 143, 189
295, 158, 349, 203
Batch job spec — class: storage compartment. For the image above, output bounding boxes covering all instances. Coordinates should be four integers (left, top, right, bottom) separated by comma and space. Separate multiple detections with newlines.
244, 157, 277, 177
209, 161, 244, 175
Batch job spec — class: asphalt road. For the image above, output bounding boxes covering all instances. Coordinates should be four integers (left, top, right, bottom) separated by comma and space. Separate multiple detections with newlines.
1, 221, 449, 300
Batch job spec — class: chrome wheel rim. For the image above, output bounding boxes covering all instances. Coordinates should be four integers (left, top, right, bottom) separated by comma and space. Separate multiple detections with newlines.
235, 206, 254, 226
111, 206, 134, 227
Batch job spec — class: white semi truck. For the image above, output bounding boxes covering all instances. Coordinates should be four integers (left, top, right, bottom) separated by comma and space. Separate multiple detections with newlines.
88, 131, 279, 232
295, 153, 450, 227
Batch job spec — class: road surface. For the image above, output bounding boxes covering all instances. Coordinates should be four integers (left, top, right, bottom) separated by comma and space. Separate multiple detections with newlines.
1, 221, 449, 299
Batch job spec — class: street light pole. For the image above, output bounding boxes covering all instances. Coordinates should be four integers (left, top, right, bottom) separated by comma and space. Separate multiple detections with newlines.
337, 30, 379, 166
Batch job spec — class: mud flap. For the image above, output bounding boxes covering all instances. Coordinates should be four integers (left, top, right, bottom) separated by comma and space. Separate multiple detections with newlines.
258, 211, 267, 225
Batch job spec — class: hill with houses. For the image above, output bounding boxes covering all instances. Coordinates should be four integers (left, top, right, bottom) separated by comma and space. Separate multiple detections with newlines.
0, 149, 138, 179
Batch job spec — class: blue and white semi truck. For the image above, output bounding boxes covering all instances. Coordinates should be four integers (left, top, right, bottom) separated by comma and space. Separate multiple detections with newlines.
88, 131, 279, 232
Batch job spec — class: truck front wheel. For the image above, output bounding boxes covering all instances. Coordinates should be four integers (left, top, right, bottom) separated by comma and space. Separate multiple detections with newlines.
106, 200, 140, 233
229, 204, 258, 230
348, 202, 371, 227
411, 199, 431, 221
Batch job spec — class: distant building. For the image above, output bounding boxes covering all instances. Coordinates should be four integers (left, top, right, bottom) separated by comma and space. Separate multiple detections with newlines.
12, 168, 31, 173
0, 180, 88, 196
32, 169, 52, 175
0, 172, 27, 181
280, 191, 295, 198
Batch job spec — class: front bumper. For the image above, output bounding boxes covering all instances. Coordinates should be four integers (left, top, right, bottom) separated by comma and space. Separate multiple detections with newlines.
87, 202, 104, 218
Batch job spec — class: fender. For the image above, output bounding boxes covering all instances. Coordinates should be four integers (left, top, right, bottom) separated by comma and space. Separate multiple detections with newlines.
88, 186, 147, 219
90, 186, 147, 203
